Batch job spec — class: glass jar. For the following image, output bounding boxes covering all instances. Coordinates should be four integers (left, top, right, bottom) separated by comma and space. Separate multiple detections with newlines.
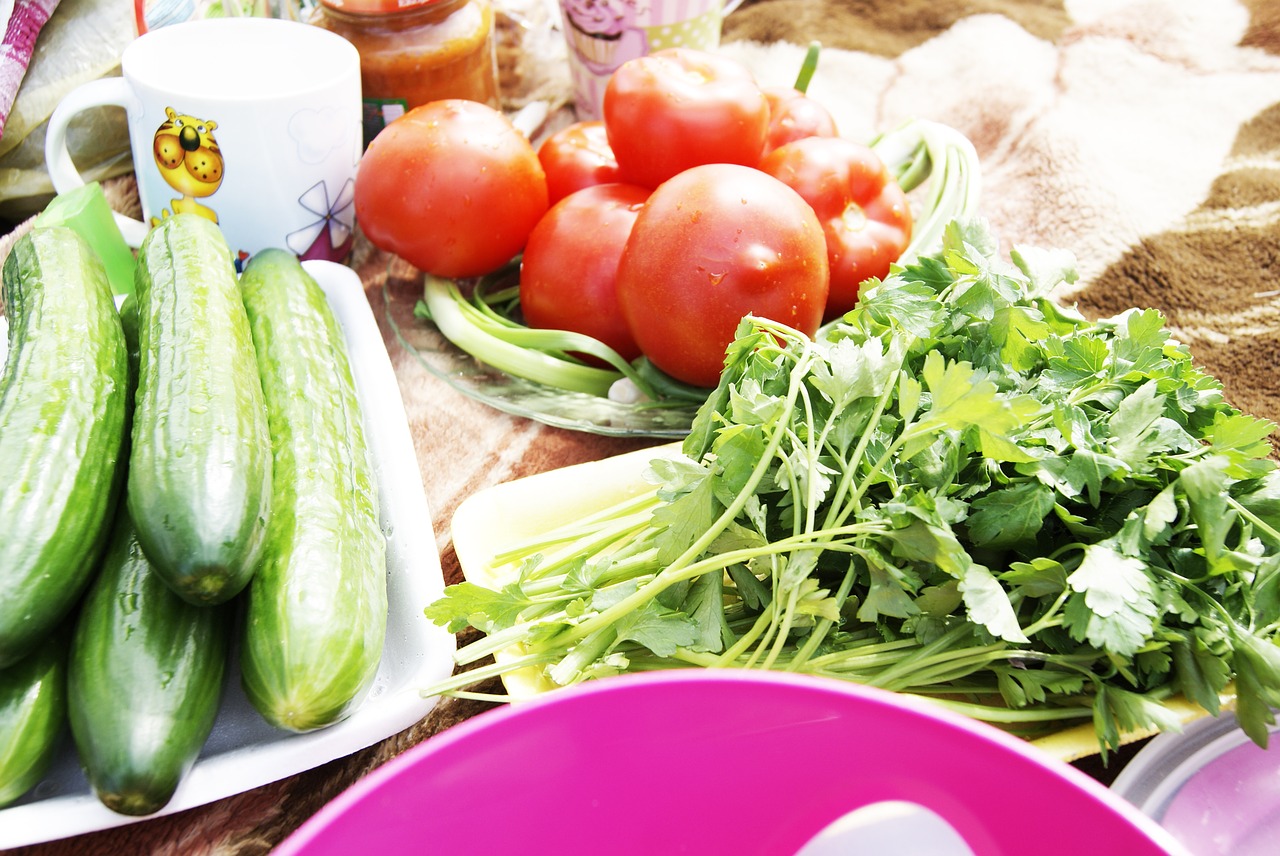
312, 0, 499, 148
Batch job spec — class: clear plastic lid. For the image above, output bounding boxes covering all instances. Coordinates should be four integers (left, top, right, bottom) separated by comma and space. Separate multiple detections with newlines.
1111, 712, 1280, 855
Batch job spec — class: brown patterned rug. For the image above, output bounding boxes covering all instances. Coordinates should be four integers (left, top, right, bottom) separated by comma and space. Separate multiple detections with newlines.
6, 0, 1279, 853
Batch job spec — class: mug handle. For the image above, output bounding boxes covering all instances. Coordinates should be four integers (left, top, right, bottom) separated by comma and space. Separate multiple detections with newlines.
44, 77, 151, 248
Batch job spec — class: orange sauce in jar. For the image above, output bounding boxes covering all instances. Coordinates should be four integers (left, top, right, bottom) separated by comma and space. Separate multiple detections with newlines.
313, 0, 499, 148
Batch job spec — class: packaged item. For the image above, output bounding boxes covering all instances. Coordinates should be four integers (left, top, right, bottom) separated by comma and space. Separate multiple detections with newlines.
0, 0, 134, 225
311, 0, 499, 147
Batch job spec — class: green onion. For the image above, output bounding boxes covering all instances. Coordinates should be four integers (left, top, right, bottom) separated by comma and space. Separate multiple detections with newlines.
793, 42, 822, 94
871, 118, 983, 264
418, 276, 623, 397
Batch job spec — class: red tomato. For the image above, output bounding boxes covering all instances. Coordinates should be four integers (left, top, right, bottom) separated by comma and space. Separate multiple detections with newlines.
602, 48, 770, 190
761, 86, 839, 158
760, 136, 912, 320
536, 120, 622, 206
615, 164, 829, 388
520, 183, 649, 362
354, 99, 548, 279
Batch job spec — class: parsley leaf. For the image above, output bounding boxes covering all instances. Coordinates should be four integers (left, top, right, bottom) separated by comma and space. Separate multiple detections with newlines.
966, 482, 1055, 549
423, 580, 534, 634
1064, 542, 1159, 657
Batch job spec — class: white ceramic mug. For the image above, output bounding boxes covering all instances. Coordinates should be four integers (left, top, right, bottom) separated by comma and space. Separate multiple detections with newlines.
559, 0, 746, 119
45, 17, 363, 267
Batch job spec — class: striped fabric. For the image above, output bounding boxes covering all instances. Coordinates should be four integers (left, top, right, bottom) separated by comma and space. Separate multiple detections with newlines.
0, 0, 59, 138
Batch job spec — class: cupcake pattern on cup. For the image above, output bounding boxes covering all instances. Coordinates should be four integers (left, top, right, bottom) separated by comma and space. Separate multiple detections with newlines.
563, 0, 649, 75
563, 0, 726, 117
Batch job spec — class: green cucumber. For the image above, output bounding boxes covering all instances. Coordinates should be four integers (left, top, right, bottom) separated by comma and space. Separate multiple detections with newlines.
128, 214, 272, 605
67, 504, 230, 816
0, 226, 129, 667
118, 292, 140, 388
238, 249, 387, 732
0, 636, 68, 807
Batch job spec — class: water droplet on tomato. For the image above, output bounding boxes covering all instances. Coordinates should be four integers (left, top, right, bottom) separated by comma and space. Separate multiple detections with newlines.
696, 265, 727, 286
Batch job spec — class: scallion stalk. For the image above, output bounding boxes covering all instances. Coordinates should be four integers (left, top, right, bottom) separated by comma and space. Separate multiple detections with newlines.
871, 118, 983, 264
419, 276, 623, 397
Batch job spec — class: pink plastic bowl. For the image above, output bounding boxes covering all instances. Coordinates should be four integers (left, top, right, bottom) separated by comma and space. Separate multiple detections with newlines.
276, 670, 1185, 855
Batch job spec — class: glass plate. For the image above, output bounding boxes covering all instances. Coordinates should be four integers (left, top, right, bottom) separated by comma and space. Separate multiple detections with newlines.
380, 258, 701, 438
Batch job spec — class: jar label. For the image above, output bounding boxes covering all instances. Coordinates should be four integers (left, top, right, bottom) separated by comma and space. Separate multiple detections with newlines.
362, 97, 408, 148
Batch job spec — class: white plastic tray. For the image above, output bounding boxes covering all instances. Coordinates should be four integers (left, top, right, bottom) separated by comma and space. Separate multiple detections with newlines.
0, 260, 456, 848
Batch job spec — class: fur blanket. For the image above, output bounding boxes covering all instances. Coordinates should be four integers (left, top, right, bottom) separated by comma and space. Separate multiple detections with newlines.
8, 0, 1279, 853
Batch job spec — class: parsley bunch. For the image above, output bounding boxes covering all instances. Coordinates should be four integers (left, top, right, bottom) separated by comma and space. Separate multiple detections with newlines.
426, 219, 1280, 756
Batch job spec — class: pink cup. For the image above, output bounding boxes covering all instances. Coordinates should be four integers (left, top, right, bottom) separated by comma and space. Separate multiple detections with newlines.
560, 0, 746, 118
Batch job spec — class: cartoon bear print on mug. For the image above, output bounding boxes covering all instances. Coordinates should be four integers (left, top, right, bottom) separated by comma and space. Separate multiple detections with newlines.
151, 107, 225, 226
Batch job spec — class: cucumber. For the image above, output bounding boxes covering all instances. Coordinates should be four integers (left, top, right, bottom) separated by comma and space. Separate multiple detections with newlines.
67, 504, 230, 817
0, 226, 129, 667
238, 249, 387, 732
0, 636, 68, 807
128, 214, 272, 605
118, 292, 140, 388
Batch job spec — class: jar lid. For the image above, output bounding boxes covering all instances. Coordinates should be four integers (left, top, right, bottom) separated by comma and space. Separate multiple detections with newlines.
319, 0, 445, 14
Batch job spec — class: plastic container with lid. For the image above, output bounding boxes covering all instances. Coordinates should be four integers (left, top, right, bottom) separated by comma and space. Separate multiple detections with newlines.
312, 0, 499, 147
1111, 711, 1280, 855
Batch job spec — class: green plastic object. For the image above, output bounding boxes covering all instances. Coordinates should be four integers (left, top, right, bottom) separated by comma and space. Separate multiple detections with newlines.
34, 182, 137, 297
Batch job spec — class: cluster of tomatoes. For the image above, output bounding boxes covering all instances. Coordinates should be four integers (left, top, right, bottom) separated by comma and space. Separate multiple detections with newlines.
354, 47, 912, 389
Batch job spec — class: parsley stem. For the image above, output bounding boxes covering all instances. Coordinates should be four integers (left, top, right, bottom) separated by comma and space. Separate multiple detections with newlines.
1021, 593, 1069, 638
454, 622, 560, 665
421, 648, 560, 696
823, 349, 910, 531
441, 688, 520, 703
518, 546, 661, 597
860, 623, 972, 688
490, 490, 661, 567
715, 606, 778, 667
847, 427, 914, 510
549, 625, 617, 685
924, 696, 1095, 725
876, 646, 1012, 692
567, 521, 886, 654
1227, 495, 1280, 546
749, 594, 790, 670
787, 565, 858, 672
557, 339, 818, 649
805, 637, 922, 670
